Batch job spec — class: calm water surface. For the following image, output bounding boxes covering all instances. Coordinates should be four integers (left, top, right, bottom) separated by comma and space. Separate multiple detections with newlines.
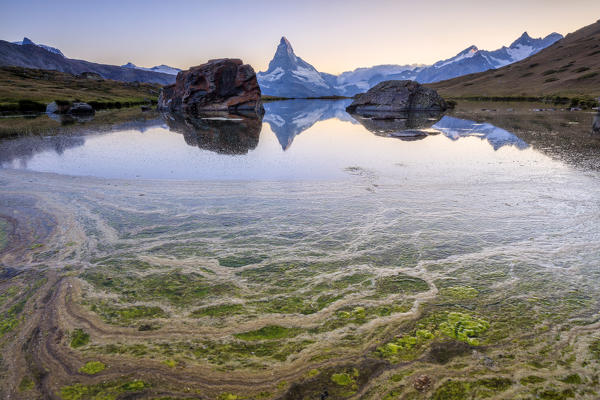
0, 99, 567, 181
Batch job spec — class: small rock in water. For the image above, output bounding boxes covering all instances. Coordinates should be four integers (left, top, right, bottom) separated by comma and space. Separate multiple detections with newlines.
346, 80, 447, 117
413, 375, 432, 392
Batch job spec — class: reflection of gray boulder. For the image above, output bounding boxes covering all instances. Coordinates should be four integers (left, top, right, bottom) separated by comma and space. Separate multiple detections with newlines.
350, 111, 444, 140
263, 99, 354, 150
346, 80, 447, 117
46, 101, 95, 116
161, 112, 262, 155
593, 112, 600, 134
432, 116, 528, 150
47, 113, 95, 124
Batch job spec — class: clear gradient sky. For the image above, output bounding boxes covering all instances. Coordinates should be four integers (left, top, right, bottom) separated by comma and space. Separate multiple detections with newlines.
1, 0, 598, 74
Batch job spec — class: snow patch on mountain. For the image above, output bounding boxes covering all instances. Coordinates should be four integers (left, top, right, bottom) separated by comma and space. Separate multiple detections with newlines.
122, 62, 181, 75
434, 46, 479, 68
13, 37, 64, 57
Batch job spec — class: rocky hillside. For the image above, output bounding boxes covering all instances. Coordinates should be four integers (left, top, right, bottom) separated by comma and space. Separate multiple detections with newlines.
0, 39, 175, 85
429, 20, 600, 99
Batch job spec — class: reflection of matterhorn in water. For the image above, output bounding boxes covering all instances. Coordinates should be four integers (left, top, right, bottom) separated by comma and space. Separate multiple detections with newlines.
432, 116, 528, 150
263, 99, 355, 150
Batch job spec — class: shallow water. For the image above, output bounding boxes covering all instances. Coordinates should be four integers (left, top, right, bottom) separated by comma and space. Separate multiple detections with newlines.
1, 101, 600, 399
0, 99, 573, 181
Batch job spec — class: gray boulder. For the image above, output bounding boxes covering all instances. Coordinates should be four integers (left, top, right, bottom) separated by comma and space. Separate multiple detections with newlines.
346, 80, 447, 117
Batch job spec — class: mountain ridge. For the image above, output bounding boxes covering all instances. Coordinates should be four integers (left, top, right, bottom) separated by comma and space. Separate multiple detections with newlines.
0, 39, 176, 85
258, 32, 562, 97
429, 20, 600, 98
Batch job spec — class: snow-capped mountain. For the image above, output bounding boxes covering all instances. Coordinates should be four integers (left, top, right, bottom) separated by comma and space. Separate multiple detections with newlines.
335, 64, 423, 95
263, 99, 355, 150
258, 32, 562, 98
415, 32, 562, 83
432, 116, 529, 151
12, 37, 64, 57
122, 62, 181, 75
257, 37, 334, 98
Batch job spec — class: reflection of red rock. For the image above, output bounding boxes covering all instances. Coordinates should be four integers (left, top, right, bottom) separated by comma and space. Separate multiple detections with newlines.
158, 59, 264, 115
160, 112, 262, 155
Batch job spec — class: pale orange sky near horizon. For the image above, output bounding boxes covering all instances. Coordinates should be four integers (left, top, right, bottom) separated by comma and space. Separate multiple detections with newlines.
1, 0, 598, 74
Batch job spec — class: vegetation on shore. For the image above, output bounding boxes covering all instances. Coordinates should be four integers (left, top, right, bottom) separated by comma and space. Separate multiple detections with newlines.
0, 66, 160, 113
443, 95, 598, 109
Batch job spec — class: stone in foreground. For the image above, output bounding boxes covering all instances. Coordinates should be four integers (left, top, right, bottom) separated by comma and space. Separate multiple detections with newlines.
158, 58, 264, 115
346, 80, 447, 117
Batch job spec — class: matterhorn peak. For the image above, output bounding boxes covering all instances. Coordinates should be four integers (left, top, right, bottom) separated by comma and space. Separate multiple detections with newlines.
280, 36, 292, 48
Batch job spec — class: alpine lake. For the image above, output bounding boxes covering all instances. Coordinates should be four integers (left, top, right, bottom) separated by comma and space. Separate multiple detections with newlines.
1, 99, 600, 400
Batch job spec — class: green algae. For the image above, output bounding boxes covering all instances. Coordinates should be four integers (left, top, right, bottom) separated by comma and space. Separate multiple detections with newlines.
191, 303, 245, 317
251, 293, 343, 315
59, 379, 149, 400
377, 329, 434, 361
534, 388, 575, 400
218, 255, 266, 268
91, 337, 314, 365
432, 380, 469, 400
217, 393, 240, 400
18, 376, 34, 391
438, 312, 489, 345
560, 374, 583, 384
83, 268, 238, 306
520, 375, 546, 385
331, 368, 359, 386
432, 377, 512, 400
0, 299, 25, 335
79, 361, 106, 375
375, 273, 429, 295
590, 338, 600, 360
440, 286, 479, 299
162, 359, 178, 368
70, 329, 90, 348
378, 311, 488, 362
234, 325, 301, 341
90, 302, 166, 325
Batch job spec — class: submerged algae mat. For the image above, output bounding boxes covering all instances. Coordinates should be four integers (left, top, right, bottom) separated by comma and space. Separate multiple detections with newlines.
1, 167, 600, 400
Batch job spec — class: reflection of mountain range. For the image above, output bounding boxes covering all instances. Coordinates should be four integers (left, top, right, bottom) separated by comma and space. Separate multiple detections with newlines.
263, 99, 355, 150
432, 116, 529, 150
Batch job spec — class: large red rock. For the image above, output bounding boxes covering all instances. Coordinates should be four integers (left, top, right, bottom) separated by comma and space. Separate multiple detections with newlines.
158, 58, 264, 115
